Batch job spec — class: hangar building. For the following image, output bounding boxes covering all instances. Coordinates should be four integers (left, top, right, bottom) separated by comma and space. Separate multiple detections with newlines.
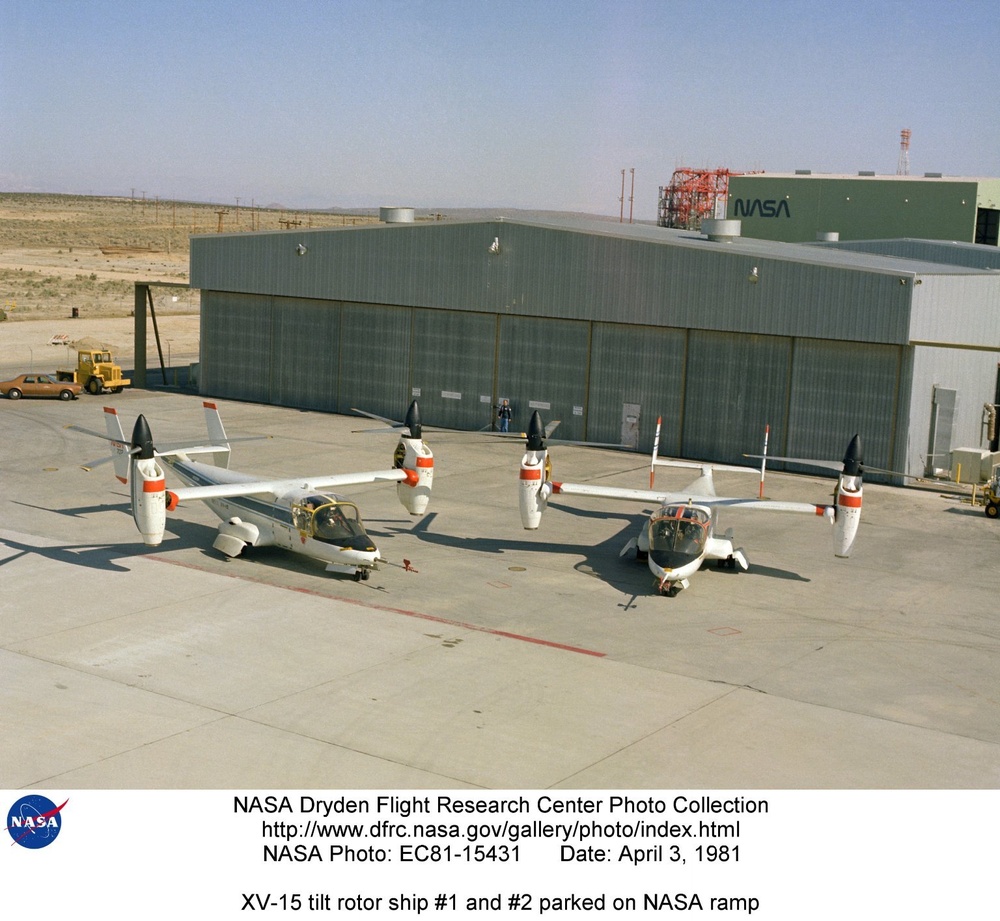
187, 215, 1000, 481
727, 172, 1000, 246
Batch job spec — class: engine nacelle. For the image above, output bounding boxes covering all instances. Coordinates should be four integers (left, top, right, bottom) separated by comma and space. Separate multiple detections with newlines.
396, 436, 433, 515
833, 474, 862, 557
130, 456, 167, 546
519, 448, 551, 529
833, 434, 863, 558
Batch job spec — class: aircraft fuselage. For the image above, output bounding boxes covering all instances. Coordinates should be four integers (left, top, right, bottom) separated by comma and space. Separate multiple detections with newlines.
643, 503, 747, 595
166, 456, 381, 578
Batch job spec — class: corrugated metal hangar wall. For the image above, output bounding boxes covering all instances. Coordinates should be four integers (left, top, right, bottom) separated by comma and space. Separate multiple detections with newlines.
190, 218, 1000, 479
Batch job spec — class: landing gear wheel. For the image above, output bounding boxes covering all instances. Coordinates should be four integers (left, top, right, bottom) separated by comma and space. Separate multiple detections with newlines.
726, 556, 737, 570
353, 570, 363, 582
986, 502, 999, 519
361, 569, 370, 581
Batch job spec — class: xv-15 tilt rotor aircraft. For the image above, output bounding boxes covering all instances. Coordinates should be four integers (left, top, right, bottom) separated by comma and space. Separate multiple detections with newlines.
518, 413, 862, 596
72, 401, 433, 580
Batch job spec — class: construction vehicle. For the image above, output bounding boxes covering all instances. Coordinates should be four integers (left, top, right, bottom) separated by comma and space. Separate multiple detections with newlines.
57, 349, 130, 395
984, 468, 1000, 519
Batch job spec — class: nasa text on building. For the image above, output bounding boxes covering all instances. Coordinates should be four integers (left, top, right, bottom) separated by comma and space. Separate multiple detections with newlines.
187, 204, 1000, 482
728, 172, 1000, 245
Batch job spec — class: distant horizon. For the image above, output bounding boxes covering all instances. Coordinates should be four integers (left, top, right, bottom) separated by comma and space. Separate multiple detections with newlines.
4, 1, 997, 222
2, 189, 653, 223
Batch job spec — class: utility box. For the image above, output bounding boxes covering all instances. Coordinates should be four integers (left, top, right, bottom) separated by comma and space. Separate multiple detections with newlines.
951, 447, 990, 483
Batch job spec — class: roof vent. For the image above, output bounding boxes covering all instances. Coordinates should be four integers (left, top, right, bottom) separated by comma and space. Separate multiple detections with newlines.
858, 171, 876, 176
923, 172, 943, 178
702, 219, 742, 242
379, 206, 415, 224
816, 231, 840, 242
794, 169, 812, 175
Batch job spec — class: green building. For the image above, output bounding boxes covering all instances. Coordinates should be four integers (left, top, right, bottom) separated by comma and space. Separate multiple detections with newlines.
727, 173, 1000, 246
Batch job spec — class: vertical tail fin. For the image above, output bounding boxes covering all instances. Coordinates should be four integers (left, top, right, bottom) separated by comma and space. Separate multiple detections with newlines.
202, 401, 231, 468
650, 416, 662, 488
758, 423, 770, 499
103, 406, 130, 484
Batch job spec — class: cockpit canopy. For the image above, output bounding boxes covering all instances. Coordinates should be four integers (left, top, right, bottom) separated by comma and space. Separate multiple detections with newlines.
291, 496, 374, 550
648, 504, 710, 558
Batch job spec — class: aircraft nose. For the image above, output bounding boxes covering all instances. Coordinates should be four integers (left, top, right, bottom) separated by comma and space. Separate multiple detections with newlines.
649, 549, 697, 573
343, 533, 377, 553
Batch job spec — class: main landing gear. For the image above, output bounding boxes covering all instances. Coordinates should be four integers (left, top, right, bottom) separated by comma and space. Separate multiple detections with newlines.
353, 569, 371, 582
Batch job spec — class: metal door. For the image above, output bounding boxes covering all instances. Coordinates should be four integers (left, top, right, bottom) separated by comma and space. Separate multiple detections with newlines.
621, 403, 640, 450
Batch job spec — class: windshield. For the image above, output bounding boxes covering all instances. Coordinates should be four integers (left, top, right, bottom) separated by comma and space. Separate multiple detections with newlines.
292, 497, 372, 548
648, 505, 710, 557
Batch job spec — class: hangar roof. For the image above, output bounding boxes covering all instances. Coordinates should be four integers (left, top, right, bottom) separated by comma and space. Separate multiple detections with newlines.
191, 215, 1000, 349
476, 215, 999, 276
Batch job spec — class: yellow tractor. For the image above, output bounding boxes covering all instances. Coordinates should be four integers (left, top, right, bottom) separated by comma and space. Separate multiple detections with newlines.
57, 349, 130, 395
985, 468, 1000, 519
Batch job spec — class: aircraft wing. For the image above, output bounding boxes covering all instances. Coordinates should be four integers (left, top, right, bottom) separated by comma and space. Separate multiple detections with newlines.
168, 469, 410, 502
551, 482, 831, 516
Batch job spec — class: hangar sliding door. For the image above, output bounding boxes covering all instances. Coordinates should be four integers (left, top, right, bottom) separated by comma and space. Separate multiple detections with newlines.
200, 291, 273, 403
270, 298, 341, 412
682, 331, 792, 464
497, 316, 589, 442
587, 323, 687, 454
410, 310, 497, 430
337, 304, 411, 419
786, 339, 902, 472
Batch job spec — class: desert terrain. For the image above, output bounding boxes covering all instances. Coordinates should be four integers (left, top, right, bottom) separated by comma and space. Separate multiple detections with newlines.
0, 193, 377, 374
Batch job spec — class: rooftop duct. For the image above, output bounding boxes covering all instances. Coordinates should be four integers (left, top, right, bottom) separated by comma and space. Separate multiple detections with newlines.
701, 219, 741, 242
379, 207, 415, 224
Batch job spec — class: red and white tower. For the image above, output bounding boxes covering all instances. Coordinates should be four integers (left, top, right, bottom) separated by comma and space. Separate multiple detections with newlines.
897, 128, 911, 176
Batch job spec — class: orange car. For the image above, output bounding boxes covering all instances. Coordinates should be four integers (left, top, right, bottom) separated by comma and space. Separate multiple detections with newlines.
1, 373, 82, 401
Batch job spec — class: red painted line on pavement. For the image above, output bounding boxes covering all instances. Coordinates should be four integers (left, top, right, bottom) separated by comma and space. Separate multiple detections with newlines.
146, 555, 606, 658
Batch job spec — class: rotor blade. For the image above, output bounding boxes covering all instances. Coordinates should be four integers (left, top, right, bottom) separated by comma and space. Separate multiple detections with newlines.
743, 453, 843, 473
80, 453, 128, 471
350, 402, 421, 439
65, 423, 125, 443
549, 437, 633, 450
350, 407, 400, 425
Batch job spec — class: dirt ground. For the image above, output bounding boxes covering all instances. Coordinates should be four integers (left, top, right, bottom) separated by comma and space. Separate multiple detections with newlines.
0, 193, 378, 374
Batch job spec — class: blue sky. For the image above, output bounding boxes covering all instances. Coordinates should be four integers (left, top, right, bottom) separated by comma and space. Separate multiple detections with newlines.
2, 0, 997, 221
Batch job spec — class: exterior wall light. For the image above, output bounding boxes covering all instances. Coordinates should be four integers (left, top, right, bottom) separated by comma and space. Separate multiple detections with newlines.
296, 243, 308, 256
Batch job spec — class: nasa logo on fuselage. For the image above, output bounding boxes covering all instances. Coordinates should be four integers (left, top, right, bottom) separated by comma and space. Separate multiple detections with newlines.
6, 795, 68, 849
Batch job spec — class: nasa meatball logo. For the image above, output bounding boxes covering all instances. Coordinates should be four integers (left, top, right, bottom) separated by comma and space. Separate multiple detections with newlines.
6, 795, 68, 849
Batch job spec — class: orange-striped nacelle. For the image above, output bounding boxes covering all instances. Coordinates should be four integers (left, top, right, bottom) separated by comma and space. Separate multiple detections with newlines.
833, 434, 863, 558
519, 411, 552, 529
128, 415, 168, 546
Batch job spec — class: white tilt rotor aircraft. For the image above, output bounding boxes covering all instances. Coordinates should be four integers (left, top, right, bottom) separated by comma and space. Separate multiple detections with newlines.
518, 413, 862, 596
78, 401, 433, 580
